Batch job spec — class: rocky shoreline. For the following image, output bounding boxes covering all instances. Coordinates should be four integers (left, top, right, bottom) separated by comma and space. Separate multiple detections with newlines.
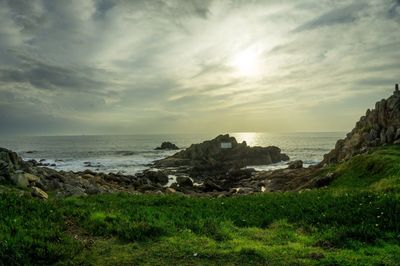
2, 87, 400, 199
0, 134, 328, 199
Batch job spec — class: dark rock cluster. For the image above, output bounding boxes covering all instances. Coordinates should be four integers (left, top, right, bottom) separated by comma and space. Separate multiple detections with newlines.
323, 86, 400, 164
155, 141, 179, 150
154, 134, 289, 177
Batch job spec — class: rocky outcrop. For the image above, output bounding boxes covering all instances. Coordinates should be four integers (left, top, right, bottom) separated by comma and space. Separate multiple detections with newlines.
0, 145, 327, 196
155, 141, 179, 150
154, 134, 289, 177
136, 170, 169, 185
0, 148, 24, 179
323, 86, 400, 164
288, 160, 303, 169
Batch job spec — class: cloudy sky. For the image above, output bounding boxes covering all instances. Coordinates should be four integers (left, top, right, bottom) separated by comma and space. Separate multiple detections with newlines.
0, 0, 399, 135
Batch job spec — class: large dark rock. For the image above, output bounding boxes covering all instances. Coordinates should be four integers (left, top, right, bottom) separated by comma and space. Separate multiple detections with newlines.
176, 176, 193, 187
0, 148, 24, 178
323, 86, 400, 165
155, 141, 179, 150
288, 160, 303, 169
137, 170, 169, 185
154, 134, 289, 176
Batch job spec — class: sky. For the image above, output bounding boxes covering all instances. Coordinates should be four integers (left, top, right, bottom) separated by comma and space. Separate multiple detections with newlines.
0, 0, 399, 135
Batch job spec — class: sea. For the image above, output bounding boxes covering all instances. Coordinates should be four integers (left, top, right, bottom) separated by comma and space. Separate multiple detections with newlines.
0, 132, 345, 175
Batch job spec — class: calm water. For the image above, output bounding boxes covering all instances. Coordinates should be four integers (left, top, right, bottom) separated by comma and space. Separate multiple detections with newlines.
0, 132, 344, 174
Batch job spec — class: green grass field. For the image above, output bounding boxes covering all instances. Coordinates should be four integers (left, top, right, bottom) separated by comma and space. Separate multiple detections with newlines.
1, 146, 400, 265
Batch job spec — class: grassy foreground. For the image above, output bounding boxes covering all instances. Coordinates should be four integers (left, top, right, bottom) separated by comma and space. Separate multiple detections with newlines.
1, 146, 400, 265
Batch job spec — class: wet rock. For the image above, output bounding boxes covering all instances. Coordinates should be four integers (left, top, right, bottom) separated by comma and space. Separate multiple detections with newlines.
31, 187, 48, 200
288, 160, 303, 169
155, 141, 179, 150
139, 170, 168, 185
176, 176, 193, 187
203, 178, 224, 192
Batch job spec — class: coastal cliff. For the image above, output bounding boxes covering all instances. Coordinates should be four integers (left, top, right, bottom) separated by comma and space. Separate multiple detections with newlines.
323, 86, 400, 164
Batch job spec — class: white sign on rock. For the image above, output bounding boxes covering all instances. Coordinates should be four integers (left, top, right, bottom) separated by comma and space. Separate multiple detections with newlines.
220, 142, 232, 149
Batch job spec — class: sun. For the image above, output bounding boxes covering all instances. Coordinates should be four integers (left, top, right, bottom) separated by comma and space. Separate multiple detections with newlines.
230, 45, 262, 77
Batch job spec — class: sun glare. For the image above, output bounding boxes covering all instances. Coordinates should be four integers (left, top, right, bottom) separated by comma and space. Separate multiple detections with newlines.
231, 46, 262, 77
233, 132, 258, 146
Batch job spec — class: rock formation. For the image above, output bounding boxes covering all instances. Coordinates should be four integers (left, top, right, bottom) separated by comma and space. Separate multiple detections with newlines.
155, 141, 179, 150
154, 134, 289, 177
323, 85, 400, 164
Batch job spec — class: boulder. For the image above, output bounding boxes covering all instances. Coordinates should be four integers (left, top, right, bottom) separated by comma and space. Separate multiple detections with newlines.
288, 160, 303, 169
63, 184, 87, 197
31, 187, 48, 199
85, 185, 101, 195
10, 171, 30, 188
24, 173, 40, 182
203, 178, 224, 192
138, 184, 158, 192
176, 176, 193, 187
138, 170, 169, 185
165, 187, 176, 194
302, 173, 336, 189
155, 141, 179, 150
226, 168, 255, 179
0, 148, 25, 178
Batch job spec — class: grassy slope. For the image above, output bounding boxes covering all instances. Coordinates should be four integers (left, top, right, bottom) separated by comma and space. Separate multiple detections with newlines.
1, 146, 400, 265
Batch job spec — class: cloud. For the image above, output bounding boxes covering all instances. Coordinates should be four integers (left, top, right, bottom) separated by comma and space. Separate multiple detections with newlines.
0, 0, 399, 135
293, 2, 368, 32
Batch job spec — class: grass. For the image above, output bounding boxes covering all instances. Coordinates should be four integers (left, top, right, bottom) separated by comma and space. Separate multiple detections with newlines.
1, 146, 400, 265
331, 145, 400, 192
